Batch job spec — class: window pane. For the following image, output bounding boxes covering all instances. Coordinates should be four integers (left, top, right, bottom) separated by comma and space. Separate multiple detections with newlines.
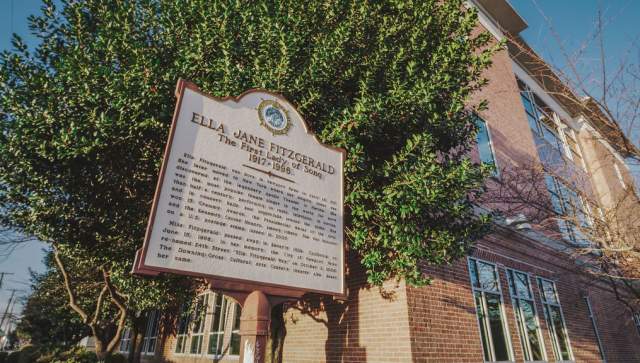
541, 125, 561, 150
175, 336, 186, 353
147, 310, 159, 336
208, 294, 228, 356
634, 313, 640, 336
192, 295, 207, 333
513, 300, 530, 360
177, 304, 190, 334
521, 95, 536, 118
513, 272, 531, 299
539, 279, 558, 304
521, 300, 544, 361
230, 304, 242, 355
475, 117, 496, 167
207, 333, 223, 356
469, 260, 480, 289
550, 306, 571, 360
147, 338, 156, 355
526, 112, 539, 132
190, 335, 202, 354
558, 219, 577, 243
486, 293, 510, 361
477, 261, 498, 292
210, 294, 226, 333
475, 292, 492, 361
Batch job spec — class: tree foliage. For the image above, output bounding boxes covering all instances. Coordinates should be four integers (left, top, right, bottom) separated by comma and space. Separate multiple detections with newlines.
0, 0, 497, 347
16, 255, 88, 348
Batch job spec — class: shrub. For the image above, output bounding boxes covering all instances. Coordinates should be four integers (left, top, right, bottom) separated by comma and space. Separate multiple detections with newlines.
50, 347, 96, 363
104, 354, 125, 363
18, 346, 40, 363
6, 351, 21, 363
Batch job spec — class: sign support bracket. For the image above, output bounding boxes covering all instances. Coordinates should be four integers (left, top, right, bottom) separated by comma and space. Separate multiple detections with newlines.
238, 290, 270, 363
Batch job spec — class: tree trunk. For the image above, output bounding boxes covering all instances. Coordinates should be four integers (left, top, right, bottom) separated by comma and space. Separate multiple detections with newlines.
129, 314, 146, 363
94, 335, 109, 363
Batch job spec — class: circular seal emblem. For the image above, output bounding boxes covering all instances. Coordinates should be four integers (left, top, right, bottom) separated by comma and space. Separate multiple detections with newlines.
258, 100, 291, 135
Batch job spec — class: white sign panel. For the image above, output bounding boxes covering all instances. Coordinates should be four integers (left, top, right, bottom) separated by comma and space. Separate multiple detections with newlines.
136, 80, 345, 295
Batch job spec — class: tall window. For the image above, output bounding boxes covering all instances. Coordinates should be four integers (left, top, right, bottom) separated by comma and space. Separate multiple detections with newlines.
119, 328, 133, 354
583, 297, 606, 361
475, 115, 497, 173
537, 278, 573, 361
142, 310, 160, 355
518, 78, 570, 169
190, 294, 209, 354
207, 293, 229, 356
175, 304, 191, 354
229, 304, 242, 355
174, 292, 242, 357
544, 173, 592, 245
506, 269, 545, 361
518, 79, 562, 150
468, 258, 512, 362
633, 312, 640, 336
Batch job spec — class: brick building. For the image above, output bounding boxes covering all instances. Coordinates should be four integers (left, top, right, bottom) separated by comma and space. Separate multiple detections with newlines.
117, 1, 640, 362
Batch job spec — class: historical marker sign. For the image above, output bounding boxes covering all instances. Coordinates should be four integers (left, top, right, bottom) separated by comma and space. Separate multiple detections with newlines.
134, 80, 345, 296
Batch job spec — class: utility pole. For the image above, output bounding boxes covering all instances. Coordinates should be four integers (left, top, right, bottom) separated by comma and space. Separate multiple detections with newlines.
0, 289, 19, 334
0, 273, 14, 290
2, 297, 18, 335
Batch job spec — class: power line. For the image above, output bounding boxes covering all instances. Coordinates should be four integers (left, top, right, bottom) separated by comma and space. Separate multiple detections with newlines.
0, 289, 22, 332
0, 272, 14, 290
1, 298, 18, 335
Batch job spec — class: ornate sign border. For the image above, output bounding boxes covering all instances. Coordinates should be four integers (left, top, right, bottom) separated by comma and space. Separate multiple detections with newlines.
133, 79, 346, 299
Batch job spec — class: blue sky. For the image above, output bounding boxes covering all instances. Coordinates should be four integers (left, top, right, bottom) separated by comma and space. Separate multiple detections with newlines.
509, 0, 640, 140
0, 0, 638, 324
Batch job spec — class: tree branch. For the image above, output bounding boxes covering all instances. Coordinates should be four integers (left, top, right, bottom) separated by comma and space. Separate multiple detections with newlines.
91, 285, 109, 326
102, 267, 128, 354
53, 245, 89, 324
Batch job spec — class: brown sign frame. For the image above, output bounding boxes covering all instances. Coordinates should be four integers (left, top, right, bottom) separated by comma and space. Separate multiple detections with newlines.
134, 79, 346, 299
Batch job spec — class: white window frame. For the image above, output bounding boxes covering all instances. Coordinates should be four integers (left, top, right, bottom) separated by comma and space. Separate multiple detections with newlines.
505, 268, 547, 362
205, 292, 230, 358
633, 312, 640, 336
583, 296, 606, 362
475, 114, 500, 177
228, 302, 242, 357
544, 173, 593, 246
173, 292, 243, 359
468, 257, 514, 362
537, 277, 574, 362
174, 303, 191, 355
118, 327, 133, 354
188, 294, 209, 355
141, 310, 160, 356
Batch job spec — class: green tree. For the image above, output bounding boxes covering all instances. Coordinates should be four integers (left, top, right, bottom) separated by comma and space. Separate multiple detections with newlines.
0, 0, 498, 358
16, 257, 88, 349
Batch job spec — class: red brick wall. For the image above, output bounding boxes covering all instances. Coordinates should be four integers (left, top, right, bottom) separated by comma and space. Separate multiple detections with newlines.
281, 252, 413, 362
406, 230, 640, 363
